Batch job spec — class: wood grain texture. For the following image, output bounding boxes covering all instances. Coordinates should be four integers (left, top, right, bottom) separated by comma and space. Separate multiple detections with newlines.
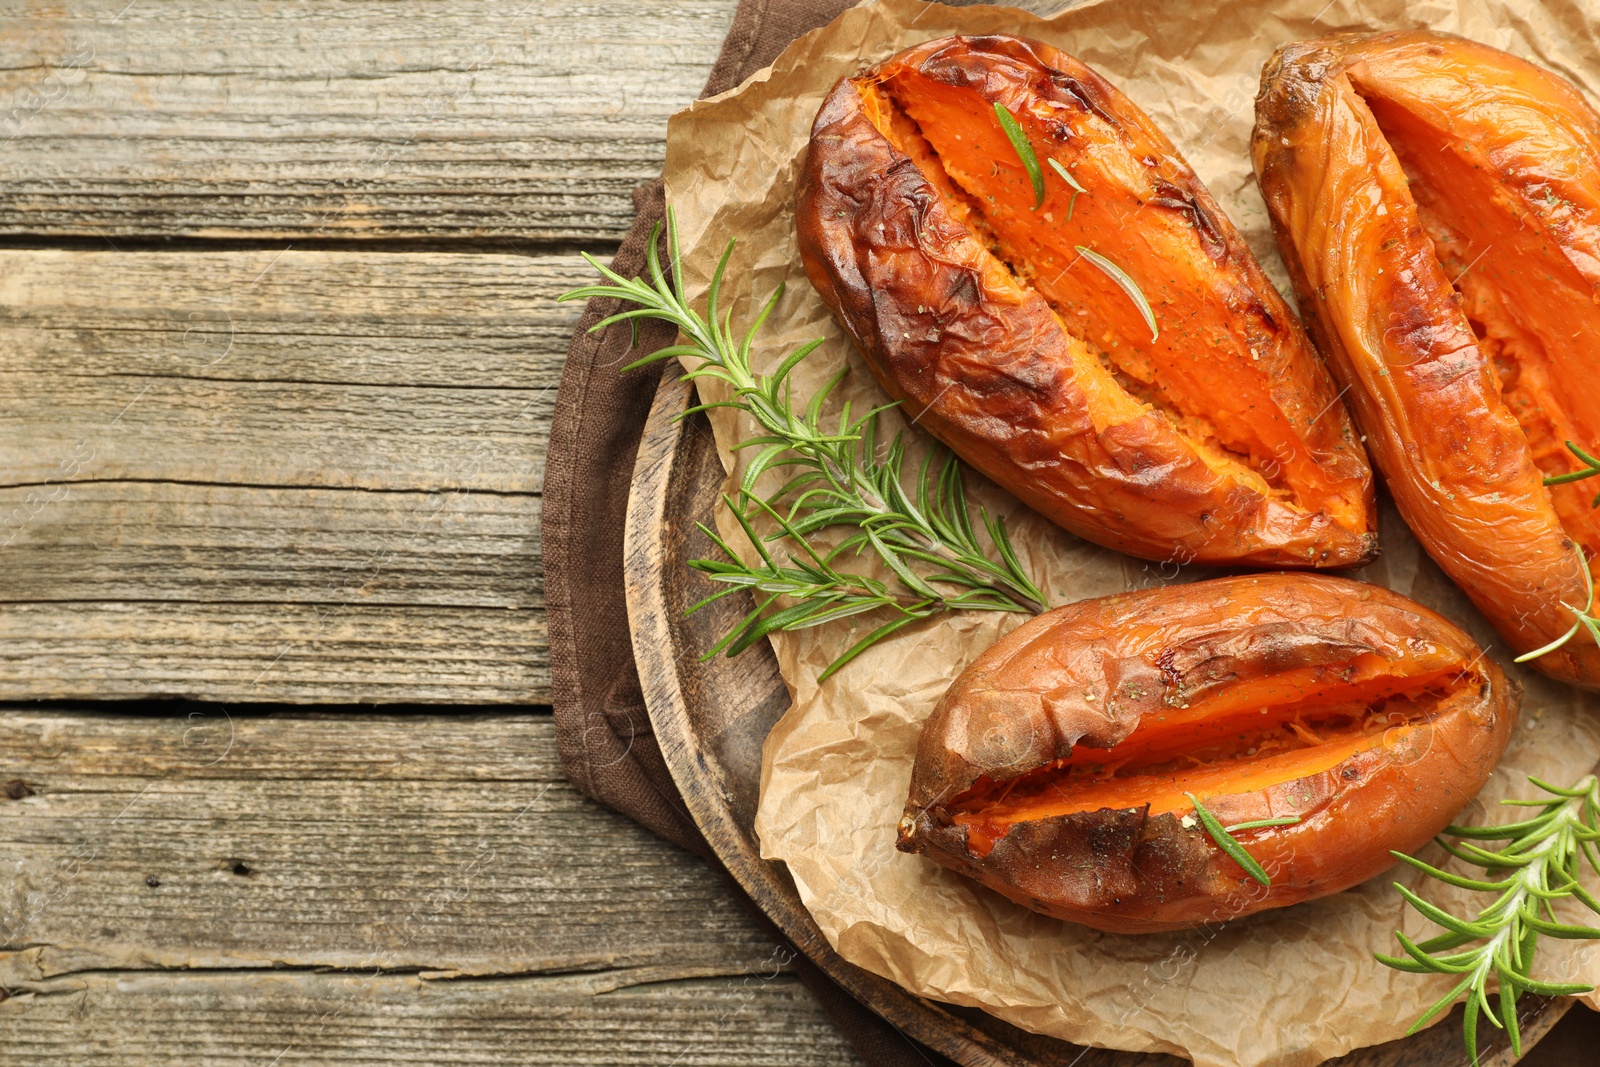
0, 483, 539, 609
0, 0, 738, 244
8, 2, 1578, 1062
0, 248, 585, 702
0, 713, 775, 980
0, 603, 546, 703
0, 972, 863, 1067
0, 713, 861, 1064
0, 249, 566, 490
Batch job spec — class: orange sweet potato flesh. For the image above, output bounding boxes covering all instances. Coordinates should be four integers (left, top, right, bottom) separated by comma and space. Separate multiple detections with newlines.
797, 35, 1375, 568
896, 574, 1517, 934
1254, 29, 1600, 686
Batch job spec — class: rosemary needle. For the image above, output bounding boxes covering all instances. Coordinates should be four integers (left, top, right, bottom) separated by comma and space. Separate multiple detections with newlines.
1513, 544, 1599, 664
1225, 815, 1306, 832
1523, 446, 1600, 663
1185, 792, 1297, 887
993, 102, 1045, 209
1076, 246, 1159, 342
1046, 158, 1086, 220
560, 209, 1050, 679
1543, 440, 1600, 508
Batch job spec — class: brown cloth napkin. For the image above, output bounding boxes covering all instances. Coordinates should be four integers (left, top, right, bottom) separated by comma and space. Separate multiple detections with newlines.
543, 1, 955, 1063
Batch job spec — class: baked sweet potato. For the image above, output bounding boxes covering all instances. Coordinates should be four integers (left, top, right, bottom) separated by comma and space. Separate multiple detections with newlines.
896, 574, 1517, 933
797, 34, 1376, 569
1254, 30, 1600, 686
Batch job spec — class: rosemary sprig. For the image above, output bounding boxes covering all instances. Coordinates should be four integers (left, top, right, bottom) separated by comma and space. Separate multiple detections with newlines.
1378, 775, 1600, 1061
1047, 157, 1086, 220
691, 495, 942, 681
560, 210, 1049, 678
1544, 440, 1600, 508
993, 102, 1045, 209
1185, 792, 1300, 887
1077, 246, 1159, 342
1512, 545, 1599, 664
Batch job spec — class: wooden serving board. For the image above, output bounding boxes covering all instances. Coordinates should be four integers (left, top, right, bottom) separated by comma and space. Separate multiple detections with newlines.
623, 369, 1568, 1067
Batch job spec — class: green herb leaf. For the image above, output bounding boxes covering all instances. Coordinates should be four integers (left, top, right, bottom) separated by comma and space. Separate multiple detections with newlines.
1542, 440, 1600, 508
562, 207, 1051, 680
1076, 246, 1158, 342
1380, 774, 1600, 1059
1185, 793, 1274, 886
1046, 158, 1086, 220
1544, 440, 1600, 488
1224, 815, 1303, 833
993, 102, 1045, 209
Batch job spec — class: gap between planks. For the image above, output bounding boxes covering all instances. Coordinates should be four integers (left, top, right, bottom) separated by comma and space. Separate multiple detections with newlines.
0, 247, 608, 702
0, 0, 741, 244
0, 712, 865, 1063
0, 714, 780, 982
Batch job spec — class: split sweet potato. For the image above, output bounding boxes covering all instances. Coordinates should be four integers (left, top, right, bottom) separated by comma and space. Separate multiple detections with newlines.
797, 34, 1376, 569
896, 574, 1517, 933
1254, 30, 1600, 686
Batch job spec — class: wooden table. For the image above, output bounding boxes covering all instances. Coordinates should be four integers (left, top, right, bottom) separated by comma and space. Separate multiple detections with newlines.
0, 2, 866, 1061
2, 3, 1594, 1064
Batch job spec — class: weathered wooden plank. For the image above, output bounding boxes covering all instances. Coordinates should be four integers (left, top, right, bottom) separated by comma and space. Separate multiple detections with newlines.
0, 0, 738, 243
0, 248, 588, 702
0, 482, 540, 608
0, 715, 845, 1059
0, 714, 775, 979
0, 249, 571, 492
0, 972, 863, 1067
1, 248, 575, 389
0, 602, 545, 702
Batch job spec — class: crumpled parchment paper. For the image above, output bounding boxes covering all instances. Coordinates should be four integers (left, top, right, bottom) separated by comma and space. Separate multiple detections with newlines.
660, 1, 1600, 1064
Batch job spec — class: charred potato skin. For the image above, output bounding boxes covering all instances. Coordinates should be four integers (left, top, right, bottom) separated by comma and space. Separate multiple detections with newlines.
796, 34, 1376, 569
897, 575, 1518, 934
1252, 30, 1600, 686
